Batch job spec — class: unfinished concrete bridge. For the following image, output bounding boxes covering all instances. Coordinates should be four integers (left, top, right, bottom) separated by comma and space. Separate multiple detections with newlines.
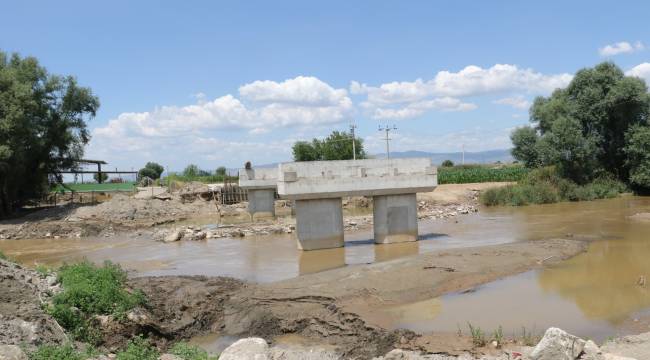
239, 158, 437, 250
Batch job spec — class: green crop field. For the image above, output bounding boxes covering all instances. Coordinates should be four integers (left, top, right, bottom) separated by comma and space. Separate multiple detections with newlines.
438, 164, 529, 184
51, 182, 137, 192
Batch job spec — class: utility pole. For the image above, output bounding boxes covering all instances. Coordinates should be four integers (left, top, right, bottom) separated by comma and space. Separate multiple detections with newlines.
350, 120, 357, 160
378, 124, 397, 159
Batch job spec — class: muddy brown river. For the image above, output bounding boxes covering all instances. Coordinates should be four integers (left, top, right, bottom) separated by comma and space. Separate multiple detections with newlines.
2, 195, 650, 343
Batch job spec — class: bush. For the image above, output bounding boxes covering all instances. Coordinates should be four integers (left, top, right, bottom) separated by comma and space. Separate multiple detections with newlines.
0, 250, 6, 260
116, 336, 159, 360
481, 167, 627, 206
441, 159, 454, 167
170, 342, 214, 360
48, 261, 145, 343
29, 344, 96, 360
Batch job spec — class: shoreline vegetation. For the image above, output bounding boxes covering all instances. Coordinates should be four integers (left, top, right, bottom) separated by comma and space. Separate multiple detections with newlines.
481, 166, 627, 206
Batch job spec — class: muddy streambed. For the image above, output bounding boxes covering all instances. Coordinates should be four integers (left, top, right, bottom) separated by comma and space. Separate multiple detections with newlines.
2, 195, 650, 346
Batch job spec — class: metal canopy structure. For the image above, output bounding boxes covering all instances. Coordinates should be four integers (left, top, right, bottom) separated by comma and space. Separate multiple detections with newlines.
57, 159, 136, 183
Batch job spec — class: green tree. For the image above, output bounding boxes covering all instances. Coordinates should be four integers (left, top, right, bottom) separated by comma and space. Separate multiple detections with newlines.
183, 164, 200, 178
0, 51, 99, 217
292, 130, 365, 161
441, 160, 454, 167
145, 162, 164, 178
93, 172, 108, 183
215, 166, 227, 177
510, 126, 541, 168
512, 62, 650, 185
292, 140, 321, 161
625, 125, 650, 191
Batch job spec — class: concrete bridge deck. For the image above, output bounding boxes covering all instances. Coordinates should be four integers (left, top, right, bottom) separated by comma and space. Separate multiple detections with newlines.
240, 158, 437, 250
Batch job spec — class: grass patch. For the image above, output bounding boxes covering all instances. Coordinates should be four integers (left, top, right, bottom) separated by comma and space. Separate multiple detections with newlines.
0, 250, 7, 261
438, 164, 529, 184
29, 344, 97, 360
169, 342, 217, 360
481, 167, 627, 206
48, 260, 145, 344
467, 322, 486, 347
116, 336, 159, 360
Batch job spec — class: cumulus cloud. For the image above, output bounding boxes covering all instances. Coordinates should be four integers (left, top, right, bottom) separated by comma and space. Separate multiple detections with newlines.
89, 76, 353, 167
93, 76, 351, 140
599, 41, 645, 56
351, 64, 571, 119
626, 63, 650, 84
372, 98, 477, 120
493, 96, 531, 110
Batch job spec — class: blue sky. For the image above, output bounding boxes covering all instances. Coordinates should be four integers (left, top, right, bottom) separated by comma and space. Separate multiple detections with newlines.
2, 0, 650, 171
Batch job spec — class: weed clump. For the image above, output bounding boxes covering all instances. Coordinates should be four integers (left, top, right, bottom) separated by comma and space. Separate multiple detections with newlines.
468, 322, 486, 347
170, 341, 216, 360
48, 260, 145, 344
116, 336, 159, 360
481, 167, 627, 206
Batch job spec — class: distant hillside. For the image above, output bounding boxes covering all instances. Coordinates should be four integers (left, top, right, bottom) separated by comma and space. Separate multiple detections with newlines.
372, 149, 513, 165
245, 149, 514, 169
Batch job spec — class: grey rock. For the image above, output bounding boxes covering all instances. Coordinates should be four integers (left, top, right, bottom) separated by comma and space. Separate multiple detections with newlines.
530, 327, 585, 360
220, 338, 269, 360
0, 345, 28, 360
163, 230, 183, 243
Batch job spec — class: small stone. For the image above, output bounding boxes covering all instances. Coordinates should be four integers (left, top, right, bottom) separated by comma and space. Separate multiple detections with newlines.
158, 354, 183, 360
164, 230, 183, 243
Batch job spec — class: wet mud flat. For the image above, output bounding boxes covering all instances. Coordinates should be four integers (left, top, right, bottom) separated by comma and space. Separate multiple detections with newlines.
117, 238, 586, 358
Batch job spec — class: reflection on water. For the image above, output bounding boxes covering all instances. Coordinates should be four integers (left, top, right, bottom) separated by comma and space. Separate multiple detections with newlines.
383, 196, 650, 341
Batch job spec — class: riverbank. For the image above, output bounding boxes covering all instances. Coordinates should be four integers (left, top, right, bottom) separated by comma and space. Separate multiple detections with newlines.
0, 236, 588, 358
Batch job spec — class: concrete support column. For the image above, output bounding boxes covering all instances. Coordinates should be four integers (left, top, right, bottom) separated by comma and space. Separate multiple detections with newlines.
247, 189, 276, 221
295, 198, 344, 250
373, 193, 418, 244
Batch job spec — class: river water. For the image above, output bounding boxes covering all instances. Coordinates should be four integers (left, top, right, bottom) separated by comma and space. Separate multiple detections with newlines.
1, 195, 650, 341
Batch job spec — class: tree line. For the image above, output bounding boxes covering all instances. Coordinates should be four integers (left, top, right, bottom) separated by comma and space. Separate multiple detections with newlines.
511, 62, 650, 193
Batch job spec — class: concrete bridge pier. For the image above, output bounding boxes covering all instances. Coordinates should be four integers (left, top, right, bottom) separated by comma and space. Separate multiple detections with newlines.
373, 193, 418, 244
247, 188, 276, 221
295, 198, 344, 250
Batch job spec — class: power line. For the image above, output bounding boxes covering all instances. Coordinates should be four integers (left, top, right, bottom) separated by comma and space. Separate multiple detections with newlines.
378, 124, 397, 159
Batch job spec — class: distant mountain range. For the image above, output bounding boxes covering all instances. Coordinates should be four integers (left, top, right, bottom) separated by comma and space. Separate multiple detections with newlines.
371, 149, 514, 165
249, 149, 513, 169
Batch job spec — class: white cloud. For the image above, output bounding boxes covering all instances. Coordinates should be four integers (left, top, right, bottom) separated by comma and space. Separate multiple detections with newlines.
626, 63, 650, 84
372, 97, 477, 120
352, 64, 571, 119
599, 41, 645, 56
493, 95, 531, 110
89, 76, 353, 168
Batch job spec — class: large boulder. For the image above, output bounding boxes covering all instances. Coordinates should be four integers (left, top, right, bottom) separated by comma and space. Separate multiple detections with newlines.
529, 327, 585, 360
0, 345, 28, 360
220, 338, 269, 360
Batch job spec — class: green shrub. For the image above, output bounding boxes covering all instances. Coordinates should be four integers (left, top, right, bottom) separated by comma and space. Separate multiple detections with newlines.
441, 159, 454, 167
48, 260, 145, 343
0, 250, 7, 260
29, 343, 96, 360
116, 336, 159, 360
480, 167, 627, 206
170, 342, 214, 360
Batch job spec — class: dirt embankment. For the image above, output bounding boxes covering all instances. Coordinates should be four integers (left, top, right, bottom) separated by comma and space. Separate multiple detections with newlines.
0, 259, 66, 350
